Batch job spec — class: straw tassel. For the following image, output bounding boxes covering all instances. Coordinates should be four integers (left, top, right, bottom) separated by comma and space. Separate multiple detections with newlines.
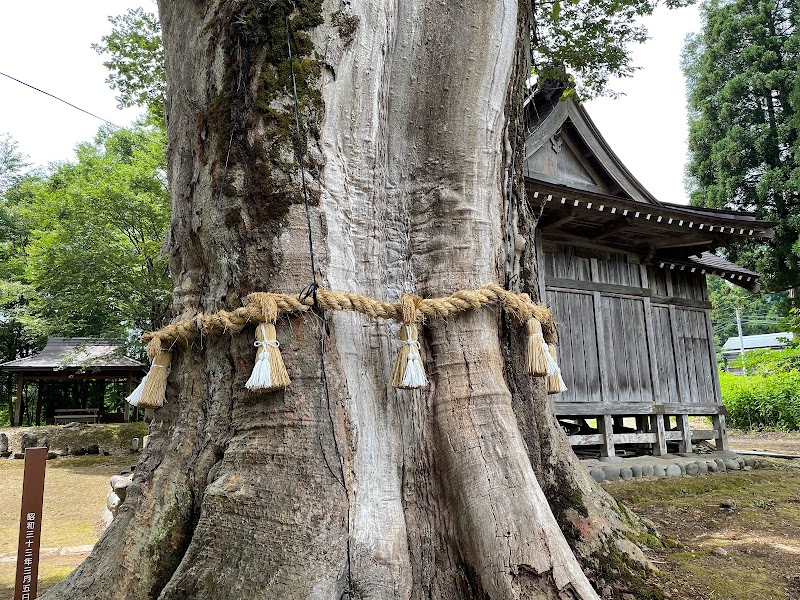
125, 375, 148, 407
391, 324, 428, 389
138, 351, 172, 409
246, 322, 290, 392
525, 318, 550, 377
546, 343, 568, 395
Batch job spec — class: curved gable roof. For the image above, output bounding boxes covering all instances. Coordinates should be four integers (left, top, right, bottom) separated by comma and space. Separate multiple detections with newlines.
524, 92, 661, 205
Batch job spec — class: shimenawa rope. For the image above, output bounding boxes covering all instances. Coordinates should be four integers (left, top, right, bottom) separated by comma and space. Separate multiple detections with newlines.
128, 284, 563, 407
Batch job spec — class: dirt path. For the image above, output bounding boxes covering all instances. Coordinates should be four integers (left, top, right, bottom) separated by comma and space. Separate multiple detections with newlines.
728, 430, 800, 455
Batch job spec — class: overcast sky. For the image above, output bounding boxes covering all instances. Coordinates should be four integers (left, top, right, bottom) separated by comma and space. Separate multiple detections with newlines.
1, 2, 700, 204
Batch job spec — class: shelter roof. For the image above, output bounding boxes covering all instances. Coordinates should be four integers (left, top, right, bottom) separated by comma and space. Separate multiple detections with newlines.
0, 338, 145, 373
721, 332, 794, 352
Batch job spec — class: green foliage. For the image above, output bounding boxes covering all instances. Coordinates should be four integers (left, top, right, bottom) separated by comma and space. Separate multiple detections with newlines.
720, 370, 800, 430
22, 125, 171, 337
532, 0, 693, 99
683, 0, 800, 292
708, 275, 788, 348
92, 8, 165, 127
726, 343, 800, 374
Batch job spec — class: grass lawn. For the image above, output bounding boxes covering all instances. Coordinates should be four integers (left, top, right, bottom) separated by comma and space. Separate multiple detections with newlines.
0, 454, 137, 597
607, 461, 800, 599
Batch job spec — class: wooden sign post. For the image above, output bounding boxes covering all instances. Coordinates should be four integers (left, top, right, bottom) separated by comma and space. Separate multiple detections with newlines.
14, 447, 47, 600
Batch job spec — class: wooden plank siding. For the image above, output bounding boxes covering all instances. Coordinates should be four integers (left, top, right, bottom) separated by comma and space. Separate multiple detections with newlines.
544, 242, 722, 414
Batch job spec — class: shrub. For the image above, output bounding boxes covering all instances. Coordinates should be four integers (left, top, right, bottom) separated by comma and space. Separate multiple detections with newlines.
726, 345, 800, 375
720, 371, 800, 430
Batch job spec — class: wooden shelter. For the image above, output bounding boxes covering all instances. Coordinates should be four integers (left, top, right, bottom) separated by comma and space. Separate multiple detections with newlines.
0, 338, 146, 426
525, 87, 775, 457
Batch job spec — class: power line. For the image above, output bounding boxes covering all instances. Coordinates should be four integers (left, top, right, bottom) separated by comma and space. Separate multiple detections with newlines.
0, 70, 122, 129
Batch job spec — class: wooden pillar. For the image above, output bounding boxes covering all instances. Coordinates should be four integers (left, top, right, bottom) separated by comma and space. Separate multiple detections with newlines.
13, 373, 24, 426
35, 385, 42, 426
124, 372, 132, 422
599, 414, 616, 458
712, 413, 729, 451
651, 414, 667, 456
98, 380, 107, 420
677, 414, 692, 454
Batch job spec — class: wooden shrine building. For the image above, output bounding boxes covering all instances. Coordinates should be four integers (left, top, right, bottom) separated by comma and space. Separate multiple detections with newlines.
525, 87, 775, 457
0, 338, 146, 426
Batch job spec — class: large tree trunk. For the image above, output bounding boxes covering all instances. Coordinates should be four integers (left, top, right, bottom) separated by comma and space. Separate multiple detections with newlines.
43, 1, 649, 598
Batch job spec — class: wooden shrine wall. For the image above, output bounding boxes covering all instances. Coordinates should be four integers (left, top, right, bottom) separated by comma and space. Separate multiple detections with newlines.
542, 242, 723, 415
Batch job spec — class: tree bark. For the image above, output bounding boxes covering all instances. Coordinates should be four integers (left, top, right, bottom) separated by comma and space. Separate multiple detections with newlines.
43, 1, 648, 598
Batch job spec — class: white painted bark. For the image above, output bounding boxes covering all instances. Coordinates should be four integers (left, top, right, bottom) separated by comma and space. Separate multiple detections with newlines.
39, 1, 633, 598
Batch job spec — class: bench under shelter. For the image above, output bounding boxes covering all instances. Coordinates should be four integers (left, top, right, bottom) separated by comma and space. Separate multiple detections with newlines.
0, 338, 146, 426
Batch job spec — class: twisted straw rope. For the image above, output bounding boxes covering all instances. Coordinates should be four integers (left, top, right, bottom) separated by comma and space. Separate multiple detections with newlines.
142, 283, 555, 358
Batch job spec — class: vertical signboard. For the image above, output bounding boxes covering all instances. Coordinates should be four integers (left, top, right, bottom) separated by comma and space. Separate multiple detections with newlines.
14, 447, 47, 600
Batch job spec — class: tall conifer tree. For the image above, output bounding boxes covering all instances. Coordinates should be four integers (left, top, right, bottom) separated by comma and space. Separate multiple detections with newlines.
683, 0, 800, 292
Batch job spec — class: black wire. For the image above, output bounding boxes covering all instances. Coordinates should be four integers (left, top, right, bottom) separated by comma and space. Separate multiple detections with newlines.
0, 70, 122, 129
286, 18, 353, 595
285, 19, 318, 288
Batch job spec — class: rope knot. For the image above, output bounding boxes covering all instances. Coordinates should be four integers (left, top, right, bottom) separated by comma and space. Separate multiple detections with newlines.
399, 293, 423, 324
247, 292, 279, 323
146, 335, 164, 360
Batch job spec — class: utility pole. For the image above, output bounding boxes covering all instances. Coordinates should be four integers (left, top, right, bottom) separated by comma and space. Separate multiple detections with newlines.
735, 304, 747, 375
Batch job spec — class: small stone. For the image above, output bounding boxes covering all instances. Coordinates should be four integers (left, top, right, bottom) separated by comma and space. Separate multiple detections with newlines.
724, 459, 740, 471
665, 464, 682, 478
711, 547, 728, 556
107, 490, 122, 515
697, 461, 708, 474
654, 464, 667, 477
620, 467, 633, 480
602, 466, 621, 481
715, 459, 727, 472
631, 465, 643, 478
720, 499, 736, 509
707, 461, 718, 472
87, 444, 100, 455
736, 458, 746, 469
142, 435, 150, 449
113, 478, 132, 492
590, 469, 606, 483
641, 465, 654, 477
685, 462, 699, 476
743, 465, 752, 471
20, 432, 38, 452
742, 456, 756, 468
131, 438, 140, 452
0, 433, 8, 453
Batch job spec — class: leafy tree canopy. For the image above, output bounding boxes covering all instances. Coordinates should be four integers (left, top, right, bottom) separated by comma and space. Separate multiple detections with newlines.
22, 125, 172, 338
532, 0, 693, 98
93, 7, 166, 127
683, 0, 800, 292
